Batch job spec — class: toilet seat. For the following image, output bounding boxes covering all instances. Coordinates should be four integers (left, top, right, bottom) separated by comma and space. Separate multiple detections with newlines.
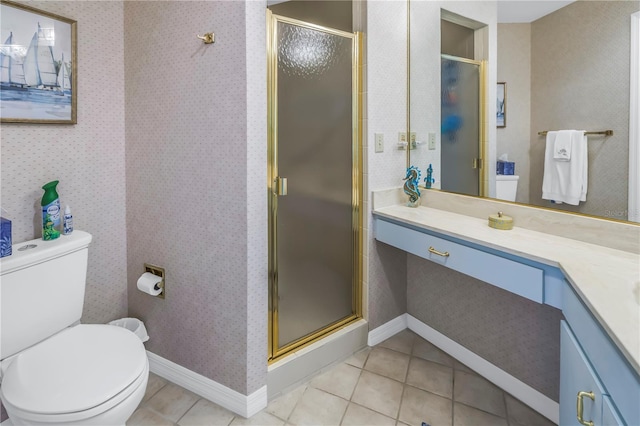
0, 324, 147, 422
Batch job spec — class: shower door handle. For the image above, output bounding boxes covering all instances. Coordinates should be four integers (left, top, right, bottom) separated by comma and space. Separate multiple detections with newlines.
274, 177, 288, 196
472, 158, 482, 169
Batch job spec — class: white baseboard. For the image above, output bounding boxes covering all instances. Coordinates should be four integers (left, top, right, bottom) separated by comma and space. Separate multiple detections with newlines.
147, 351, 267, 418
406, 315, 559, 424
367, 313, 408, 346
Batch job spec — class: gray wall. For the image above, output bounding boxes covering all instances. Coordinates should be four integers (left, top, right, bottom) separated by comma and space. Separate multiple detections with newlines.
269, 0, 352, 32
529, 1, 639, 219
441, 19, 475, 60
124, 1, 267, 395
407, 254, 563, 401
497, 23, 531, 205
0, 0, 127, 327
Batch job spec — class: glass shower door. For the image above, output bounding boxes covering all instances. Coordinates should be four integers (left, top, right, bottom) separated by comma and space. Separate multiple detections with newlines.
268, 13, 361, 360
441, 55, 484, 196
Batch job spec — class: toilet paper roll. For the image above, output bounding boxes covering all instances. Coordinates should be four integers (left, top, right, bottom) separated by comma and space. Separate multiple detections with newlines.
137, 272, 163, 296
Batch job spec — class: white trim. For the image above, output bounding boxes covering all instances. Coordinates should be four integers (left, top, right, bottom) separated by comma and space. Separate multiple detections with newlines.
367, 313, 408, 346
629, 11, 640, 223
406, 315, 559, 425
147, 351, 267, 418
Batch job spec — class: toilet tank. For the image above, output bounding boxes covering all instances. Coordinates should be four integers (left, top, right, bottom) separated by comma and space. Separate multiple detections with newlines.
495, 175, 519, 202
0, 231, 92, 360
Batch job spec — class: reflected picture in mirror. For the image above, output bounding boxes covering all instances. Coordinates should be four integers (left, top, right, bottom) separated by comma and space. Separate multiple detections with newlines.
409, 1, 640, 223
496, 82, 506, 128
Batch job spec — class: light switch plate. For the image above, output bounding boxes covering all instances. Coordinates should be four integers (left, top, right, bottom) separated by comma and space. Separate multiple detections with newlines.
374, 133, 384, 153
428, 132, 436, 150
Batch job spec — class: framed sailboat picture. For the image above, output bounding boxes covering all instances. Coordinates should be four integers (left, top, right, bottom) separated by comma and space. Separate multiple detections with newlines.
1, 0, 77, 123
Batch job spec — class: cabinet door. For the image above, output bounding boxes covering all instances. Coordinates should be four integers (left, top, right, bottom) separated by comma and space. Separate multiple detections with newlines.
602, 396, 625, 426
560, 321, 605, 426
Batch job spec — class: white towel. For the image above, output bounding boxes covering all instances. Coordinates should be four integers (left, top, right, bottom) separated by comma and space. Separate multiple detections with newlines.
542, 130, 588, 205
553, 130, 573, 161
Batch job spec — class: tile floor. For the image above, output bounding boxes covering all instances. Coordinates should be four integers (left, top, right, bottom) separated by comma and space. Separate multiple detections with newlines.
128, 330, 556, 426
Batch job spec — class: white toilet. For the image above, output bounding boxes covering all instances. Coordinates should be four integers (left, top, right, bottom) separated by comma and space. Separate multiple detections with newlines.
0, 231, 148, 425
495, 175, 519, 202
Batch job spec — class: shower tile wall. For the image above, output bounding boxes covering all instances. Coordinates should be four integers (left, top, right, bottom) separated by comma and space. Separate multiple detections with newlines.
125, 1, 267, 395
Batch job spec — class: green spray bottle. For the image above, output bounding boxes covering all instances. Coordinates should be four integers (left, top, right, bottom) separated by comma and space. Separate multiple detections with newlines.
41, 180, 61, 240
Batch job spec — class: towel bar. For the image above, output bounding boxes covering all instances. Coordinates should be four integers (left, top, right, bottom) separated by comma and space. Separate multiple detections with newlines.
538, 130, 613, 136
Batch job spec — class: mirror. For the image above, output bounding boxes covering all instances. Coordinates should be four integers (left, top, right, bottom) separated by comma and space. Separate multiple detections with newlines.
409, 1, 640, 223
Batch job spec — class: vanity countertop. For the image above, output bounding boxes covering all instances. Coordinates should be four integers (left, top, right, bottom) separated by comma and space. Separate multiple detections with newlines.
373, 204, 640, 375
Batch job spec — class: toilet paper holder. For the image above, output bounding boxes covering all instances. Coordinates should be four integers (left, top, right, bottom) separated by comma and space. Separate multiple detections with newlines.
144, 263, 165, 299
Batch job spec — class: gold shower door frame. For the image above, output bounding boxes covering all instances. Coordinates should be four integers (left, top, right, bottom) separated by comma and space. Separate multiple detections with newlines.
267, 12, 363, 362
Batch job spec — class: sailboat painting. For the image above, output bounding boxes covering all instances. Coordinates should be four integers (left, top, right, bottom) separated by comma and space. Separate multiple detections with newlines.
1, 0, 76, 123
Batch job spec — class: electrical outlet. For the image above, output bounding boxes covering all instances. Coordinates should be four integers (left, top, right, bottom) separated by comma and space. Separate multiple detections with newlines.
398, 132, 407, 144
428, 132, 436, 150
374, 133, 384, 153
410, 132, 416, 143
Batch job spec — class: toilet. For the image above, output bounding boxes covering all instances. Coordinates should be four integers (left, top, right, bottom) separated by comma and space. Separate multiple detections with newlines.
0, 231, 148, 425
495, 175, 519, 202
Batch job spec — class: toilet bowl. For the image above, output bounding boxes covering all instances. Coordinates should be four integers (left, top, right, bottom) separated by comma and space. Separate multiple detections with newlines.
0, 231, 149, 425
1, 325, 148, 426
496, 175, 519, 202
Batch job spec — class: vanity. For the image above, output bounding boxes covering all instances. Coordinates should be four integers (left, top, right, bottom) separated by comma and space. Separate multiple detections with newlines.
372, 191, 640, 426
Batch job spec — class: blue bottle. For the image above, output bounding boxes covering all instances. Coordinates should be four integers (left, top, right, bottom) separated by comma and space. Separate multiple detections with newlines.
425, 164, 434, 189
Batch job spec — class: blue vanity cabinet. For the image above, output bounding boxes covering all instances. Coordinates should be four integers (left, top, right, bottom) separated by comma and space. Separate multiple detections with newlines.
373, 214, 640, 425
561, 283, 640, 426
560, 320, 606, 425
374, 218, 544, 303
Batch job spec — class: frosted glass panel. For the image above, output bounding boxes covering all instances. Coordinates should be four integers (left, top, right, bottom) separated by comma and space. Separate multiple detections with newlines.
276, 21, 354, 348
441, 57, 480, 196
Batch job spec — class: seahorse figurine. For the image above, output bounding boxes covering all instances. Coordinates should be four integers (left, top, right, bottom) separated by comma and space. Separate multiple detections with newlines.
403, 166, 421, 207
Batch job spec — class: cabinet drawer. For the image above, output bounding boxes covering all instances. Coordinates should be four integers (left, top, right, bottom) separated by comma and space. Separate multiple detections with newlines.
563, 283, 640, 426
375, 219, 543, 303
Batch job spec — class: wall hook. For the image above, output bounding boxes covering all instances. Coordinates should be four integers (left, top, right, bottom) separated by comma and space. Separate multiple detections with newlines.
197, 32, 215, 44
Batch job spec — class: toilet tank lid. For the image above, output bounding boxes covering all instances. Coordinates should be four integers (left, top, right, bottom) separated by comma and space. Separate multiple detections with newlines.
0, 324, 147, 415
0, 231, 92, 276
496, 175, 519, 181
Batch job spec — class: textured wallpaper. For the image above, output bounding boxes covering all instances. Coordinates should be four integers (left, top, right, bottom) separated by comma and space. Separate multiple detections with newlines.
124, 1, 266, 395
366, 0, 409, 329
530, 1, 639, 219
407, 253, 563, 401
0, 1, 127, 325
1, 3, 126, 420
497, 24, 531, 204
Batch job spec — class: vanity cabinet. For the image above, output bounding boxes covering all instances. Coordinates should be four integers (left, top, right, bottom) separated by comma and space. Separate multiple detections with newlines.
375, 219, 544, 303
373, 213, 640, 425
561, 283, 640, 426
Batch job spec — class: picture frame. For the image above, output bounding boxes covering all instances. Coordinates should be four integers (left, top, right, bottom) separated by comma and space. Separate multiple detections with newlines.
496, 82, 506, 128
1, 0, 77, 124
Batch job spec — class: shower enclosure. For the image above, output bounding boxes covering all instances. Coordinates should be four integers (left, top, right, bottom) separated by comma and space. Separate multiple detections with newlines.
440, 54, 486, 197
267, 12, 362, 362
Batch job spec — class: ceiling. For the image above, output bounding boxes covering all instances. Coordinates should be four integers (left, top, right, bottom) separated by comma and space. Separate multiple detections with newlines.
497, 1, 576, 23
266, 0, 577, 25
